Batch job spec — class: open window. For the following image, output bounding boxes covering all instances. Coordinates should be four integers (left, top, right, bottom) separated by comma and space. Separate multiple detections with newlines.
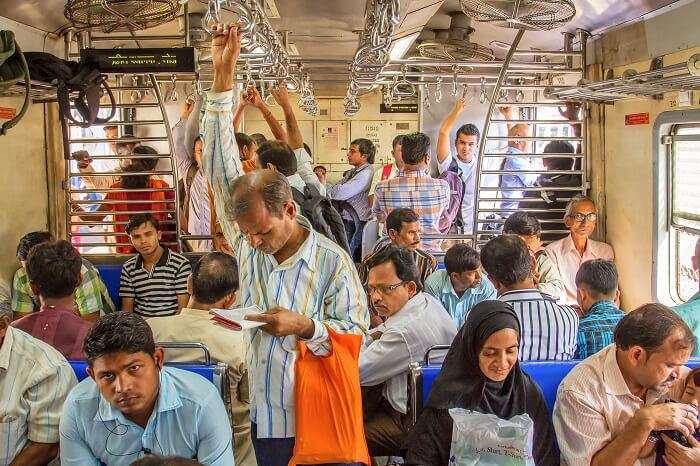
654, 113, 700, 305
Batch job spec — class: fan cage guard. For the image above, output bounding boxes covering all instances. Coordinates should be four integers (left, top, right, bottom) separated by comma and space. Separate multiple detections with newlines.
459, 0, 576, 30
64, 0, 181, 32
417, 40, 496, 62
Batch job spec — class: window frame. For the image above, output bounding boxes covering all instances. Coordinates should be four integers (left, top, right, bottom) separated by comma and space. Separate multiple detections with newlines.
653, 109, 700, 305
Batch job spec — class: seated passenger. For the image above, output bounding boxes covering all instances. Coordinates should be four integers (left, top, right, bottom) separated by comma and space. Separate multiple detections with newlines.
329, 138, 376, 262
673, 236, 700, 356
12, 240, 92, 360
424, 243, 497, 328
575, 259, 624, 359
0, 298, 77, 465
503, 211, 565, 301
59, 312, 234, 465
313, 165, 327, 185
500, 123, 539, 211
359, 208, 437, 287
554, 304, 697, 466
147, 252, 254, 466
403, 300, 559, 465
373, 132, 450, 252
360, 245, 457, 457
119, 214, 191, 317
481, 234, 578, 360
12, 231, 113, 321
545, 194, 615, 306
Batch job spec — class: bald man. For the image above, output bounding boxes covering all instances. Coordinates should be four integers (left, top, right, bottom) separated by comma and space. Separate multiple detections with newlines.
673, 237, 700, 355
500, 122, 539, 211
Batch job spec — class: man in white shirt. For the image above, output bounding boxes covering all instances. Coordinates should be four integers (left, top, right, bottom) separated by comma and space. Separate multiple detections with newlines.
499, 123, 539, 211
545, 194, 615, 306
360, 245, 457, 456
148, 252, 255, 466
554, 303, 698, 466
0, 298, 77, 465
436, 99, 479, 233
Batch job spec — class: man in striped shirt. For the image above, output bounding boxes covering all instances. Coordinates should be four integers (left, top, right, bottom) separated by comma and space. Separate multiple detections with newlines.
574, 259, 623, 359
202, 24, 369, 466
119, 214, 191, 317
481, 234, 579, 360
373, 132, 450, 252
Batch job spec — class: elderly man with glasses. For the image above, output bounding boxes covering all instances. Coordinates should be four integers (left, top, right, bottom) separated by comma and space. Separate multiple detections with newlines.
545, 194, 615, 307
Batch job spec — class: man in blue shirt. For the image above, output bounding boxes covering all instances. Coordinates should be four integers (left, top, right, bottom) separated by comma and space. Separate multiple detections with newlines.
500, 123, 539, 211
59, 312, 234, 466
674, 237, 700, 356
574, 259, 623, 359
424, 243, 496, 328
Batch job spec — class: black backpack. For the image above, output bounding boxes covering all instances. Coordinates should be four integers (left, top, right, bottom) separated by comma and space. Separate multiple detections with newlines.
292, 184, 351, 254
24, 52, 115, 127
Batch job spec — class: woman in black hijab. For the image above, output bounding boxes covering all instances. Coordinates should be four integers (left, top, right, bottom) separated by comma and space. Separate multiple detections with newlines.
403, 300, 559, 465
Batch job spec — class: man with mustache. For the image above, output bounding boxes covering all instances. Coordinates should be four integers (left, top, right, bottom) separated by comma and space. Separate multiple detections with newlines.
554, 304, 698, 466
358, 208, 437, 289
359, 246, 457, 456
59, 312, 234, 465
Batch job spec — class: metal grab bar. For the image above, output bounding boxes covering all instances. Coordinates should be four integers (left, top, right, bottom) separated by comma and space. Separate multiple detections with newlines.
157, 342, 212, 365
424, 345, 452, 365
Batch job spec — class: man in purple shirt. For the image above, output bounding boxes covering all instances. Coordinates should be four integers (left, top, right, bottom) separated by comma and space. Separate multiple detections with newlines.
12, 240, 92, 360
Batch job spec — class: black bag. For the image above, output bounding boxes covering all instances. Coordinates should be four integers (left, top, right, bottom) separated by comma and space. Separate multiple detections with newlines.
0, 30, 31, 136
24, 51, 116, 127
292, 184, 351, 254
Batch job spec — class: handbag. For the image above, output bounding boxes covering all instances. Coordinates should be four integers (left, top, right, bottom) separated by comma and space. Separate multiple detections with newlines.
0, 30, 31, 136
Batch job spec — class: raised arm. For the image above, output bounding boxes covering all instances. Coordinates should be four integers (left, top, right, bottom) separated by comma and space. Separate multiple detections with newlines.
271, 82, 303, 150
232, 89, 248, 131
247, 85, 287, 141
201, 23, 245, 250
437, 98, 466, 164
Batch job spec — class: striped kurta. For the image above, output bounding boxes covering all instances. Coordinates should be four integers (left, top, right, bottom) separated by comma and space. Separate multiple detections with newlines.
499, 289, 579, 361
202, 90, 370, 439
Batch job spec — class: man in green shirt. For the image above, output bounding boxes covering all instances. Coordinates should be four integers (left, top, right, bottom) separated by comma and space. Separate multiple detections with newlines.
674, 237, 700, 355
11, 231, 114, 322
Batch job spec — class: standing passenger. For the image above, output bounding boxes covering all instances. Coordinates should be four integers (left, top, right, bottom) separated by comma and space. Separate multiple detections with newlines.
673, 237, 700, 355
201, 24, 369, 466
500, 123, 539, 212
545, 195, 615, 306
368, 135, 403, 206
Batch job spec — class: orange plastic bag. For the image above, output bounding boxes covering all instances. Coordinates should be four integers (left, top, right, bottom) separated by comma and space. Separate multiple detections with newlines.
289, 326, 371, 466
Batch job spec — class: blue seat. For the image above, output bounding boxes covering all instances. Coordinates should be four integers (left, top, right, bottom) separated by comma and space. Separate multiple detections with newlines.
408, 353, 700, 424
95, 264, 123, 311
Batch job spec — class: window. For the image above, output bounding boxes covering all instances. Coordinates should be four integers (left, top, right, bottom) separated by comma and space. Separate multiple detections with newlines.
670, 125, 700, 302
655, 115, 700, 305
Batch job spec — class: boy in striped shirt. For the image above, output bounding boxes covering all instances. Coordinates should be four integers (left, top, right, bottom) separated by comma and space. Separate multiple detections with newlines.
119, 214, 191, 317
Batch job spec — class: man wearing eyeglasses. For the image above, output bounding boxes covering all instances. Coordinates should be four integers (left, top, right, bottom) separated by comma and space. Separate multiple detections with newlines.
545, 194, 615, 307
359, 245, 457, 457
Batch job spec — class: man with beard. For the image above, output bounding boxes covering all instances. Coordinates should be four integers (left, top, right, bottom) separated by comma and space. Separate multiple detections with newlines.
554, 304, 698, 466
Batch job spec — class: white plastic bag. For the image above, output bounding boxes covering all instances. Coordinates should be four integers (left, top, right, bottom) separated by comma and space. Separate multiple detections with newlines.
448, 408, 535, 466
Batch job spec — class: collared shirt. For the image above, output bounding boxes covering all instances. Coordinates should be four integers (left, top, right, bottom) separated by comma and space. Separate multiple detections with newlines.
545, 234, 615, 306
11, 305, 92, 360
553, 344, 688, 466
357, 240, 437, 288
330, 163, 374, 221
0, 327, 77, 465
372, 170, 450, 252
12, 258, 114, 316
59, 366, 234, 466
287, 173, 307, 193
370, 163, 399, 194
534, 249, 566, 302
119, 248, 191, 317
437, 152, 477, 234
499, 289, 579, 360
147, 307, 255, 466
359, 293, 457, 414
424, 269, 497, 328
201, 89, 369, 439
500, 146, 540, 211
293, 147, 326, 197
673, 291, 700, 357
575, 300, 624, 359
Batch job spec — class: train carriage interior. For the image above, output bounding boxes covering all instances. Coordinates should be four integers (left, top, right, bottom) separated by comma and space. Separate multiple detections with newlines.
1, 0, 700, 465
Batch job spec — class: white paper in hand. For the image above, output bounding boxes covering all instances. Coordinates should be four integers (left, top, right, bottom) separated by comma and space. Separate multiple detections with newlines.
210, 305, 267, 331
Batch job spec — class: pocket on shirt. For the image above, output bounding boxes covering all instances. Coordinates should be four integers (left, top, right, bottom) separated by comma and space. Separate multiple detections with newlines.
0, 416, 23, 466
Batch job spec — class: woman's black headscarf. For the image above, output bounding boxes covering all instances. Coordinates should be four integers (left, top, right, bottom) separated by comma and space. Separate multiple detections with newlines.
404, 300, 559, 465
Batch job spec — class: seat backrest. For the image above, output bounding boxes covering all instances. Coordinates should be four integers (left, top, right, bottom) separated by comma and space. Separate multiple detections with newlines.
361, 219, 380, 259
95, 264, 123, 311
409, 358, 700, 424
68, 360, 228, 403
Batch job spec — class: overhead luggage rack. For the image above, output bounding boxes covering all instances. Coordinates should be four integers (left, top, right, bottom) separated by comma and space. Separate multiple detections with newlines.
545, 54, 700, 103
